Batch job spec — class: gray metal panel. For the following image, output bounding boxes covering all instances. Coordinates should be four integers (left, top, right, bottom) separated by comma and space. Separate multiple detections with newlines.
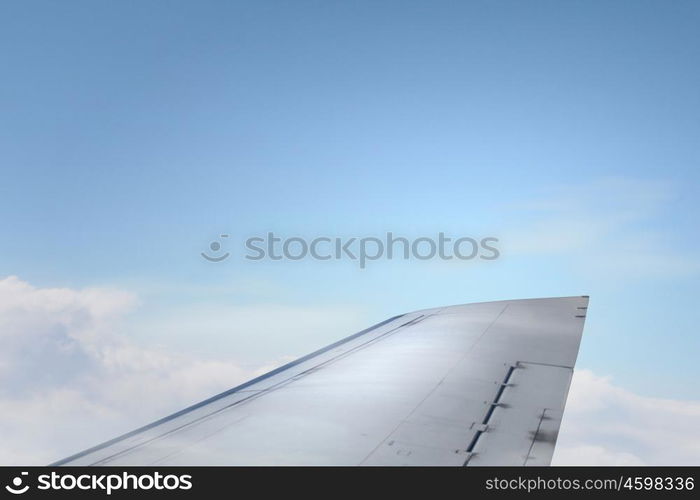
54, 296, 589, 466
465, 364, 573, 466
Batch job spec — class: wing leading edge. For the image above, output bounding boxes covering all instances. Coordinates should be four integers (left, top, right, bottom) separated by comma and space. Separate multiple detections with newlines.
54, 296, 589, 466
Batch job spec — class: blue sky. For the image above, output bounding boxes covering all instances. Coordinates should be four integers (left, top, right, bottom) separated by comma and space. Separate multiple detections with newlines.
2, 0, 700, 411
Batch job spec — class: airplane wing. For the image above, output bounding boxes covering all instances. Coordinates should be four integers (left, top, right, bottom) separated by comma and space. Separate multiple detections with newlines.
54, 296, 589, 466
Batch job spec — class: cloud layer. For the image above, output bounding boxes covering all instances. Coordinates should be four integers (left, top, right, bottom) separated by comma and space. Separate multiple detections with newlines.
1, 276, 698, 465
0, 276, 260, 464
554, 369, 700, 465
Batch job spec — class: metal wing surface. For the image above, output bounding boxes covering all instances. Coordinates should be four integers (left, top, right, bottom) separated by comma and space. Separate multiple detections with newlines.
54, 296, 589, 466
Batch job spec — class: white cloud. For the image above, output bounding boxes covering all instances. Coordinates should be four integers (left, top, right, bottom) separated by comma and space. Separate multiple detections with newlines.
554, 369, 700, 465
0, 276, 271, 465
